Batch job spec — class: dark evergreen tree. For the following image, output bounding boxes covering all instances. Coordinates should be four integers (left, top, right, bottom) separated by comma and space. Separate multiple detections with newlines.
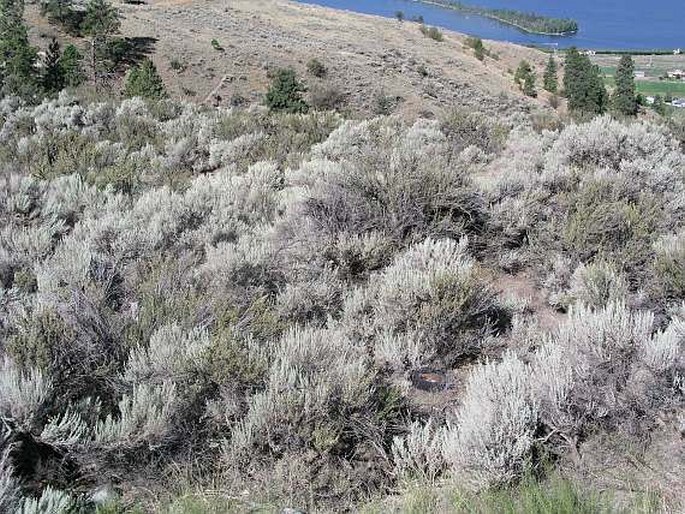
543, 54, 558, 93
124, 58, 167, 100
41, 0, 83, 35
60, 43, 85, 87
563, 47, 607, 115
41, 38, 64, 95
82, 0, 120, 81
588, 63, 609, 114
0, 0, 39, 99
612, 55, 637, 116
515, 60, 537, 97
472, 37, 485, 61
265, 68, 309, 114
563, 47, 583, 107
82, 0, 120, 38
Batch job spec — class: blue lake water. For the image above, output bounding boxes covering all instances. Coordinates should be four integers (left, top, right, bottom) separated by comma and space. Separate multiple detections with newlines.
296, 0, 684, 50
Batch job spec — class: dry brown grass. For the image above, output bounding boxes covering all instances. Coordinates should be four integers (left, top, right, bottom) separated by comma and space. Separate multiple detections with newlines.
30, 0, 556, 118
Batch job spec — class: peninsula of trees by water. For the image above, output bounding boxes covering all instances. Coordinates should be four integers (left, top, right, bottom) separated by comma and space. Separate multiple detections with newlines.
422, 0, 579, 36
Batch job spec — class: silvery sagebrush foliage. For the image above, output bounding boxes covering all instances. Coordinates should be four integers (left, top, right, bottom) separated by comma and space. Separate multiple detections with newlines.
568, 260, 629, 308
16, 486, 74, 514
0, 428, 20, 512
442, 352, 537, 489
0, 358, 51, 432
0, 92, 683, 508
391, 418, 446, 484
531, 301, 683, 447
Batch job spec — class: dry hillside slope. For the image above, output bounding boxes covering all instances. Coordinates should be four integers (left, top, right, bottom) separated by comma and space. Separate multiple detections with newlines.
109, 0, 551, 117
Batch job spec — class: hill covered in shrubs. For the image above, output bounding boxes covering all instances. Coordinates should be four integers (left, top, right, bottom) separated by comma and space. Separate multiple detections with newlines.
0, 92, 683, 512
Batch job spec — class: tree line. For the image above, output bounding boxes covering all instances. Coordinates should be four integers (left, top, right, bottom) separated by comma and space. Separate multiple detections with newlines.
514, 49, 640, 117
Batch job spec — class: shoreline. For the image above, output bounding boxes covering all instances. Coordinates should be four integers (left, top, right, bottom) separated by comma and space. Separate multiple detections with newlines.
294, 1, 680, 53
417, 0, 578, 37
526, 45, 682, 55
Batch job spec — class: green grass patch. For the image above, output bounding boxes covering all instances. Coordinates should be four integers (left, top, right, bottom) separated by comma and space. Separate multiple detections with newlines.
604, 77, 685, 96
361, 474, 663, 514
451, 477, 612, 514
635, 81, 685, 96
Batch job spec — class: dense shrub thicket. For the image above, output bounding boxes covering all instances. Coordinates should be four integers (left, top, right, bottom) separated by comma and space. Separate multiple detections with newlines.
0, 94, 682, 512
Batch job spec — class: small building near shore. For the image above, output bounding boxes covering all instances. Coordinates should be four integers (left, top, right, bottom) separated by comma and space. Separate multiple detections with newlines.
667, 69, 685, 80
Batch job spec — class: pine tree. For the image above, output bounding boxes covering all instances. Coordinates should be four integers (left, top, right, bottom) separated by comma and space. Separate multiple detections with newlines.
41, 38, 64, 95
473, 38, 485, 61
60, 44, 85, 87
543, 55, 558, 93
515, 60, 537, 97
41, 0, 82, 35
0, 0, 39, 99
563, 47, 584, 109
82, 0, 120, 39
563, 47, 607, 115
612, 55, 637, 116
82, 0, 120, 81
265, 68, 309, 114
588, 63, 609, 114
124, 58, 167, 100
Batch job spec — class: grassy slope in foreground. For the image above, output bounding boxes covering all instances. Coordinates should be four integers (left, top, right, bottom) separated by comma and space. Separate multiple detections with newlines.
420, 0, 579, 36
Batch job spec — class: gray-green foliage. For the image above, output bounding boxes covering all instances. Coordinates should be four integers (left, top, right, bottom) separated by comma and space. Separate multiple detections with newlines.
465, 36, 485, 60
0, 94, 682, 512
420, 24, 444, 42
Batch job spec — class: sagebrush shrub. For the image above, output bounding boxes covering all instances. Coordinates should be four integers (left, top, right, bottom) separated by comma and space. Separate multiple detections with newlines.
652, 231, 685, 301
0, 93, 683, 510
363, 238, 503, 365
530, 302, 682, 448
0, 431, 19, 512
297, 119, 487, 246
0, 357, 51, 432
392, 419, 446, 484
306, 58, 327, 78
95, 382, 177, 447
568, 260, 628, 308
442, 353, 537, 489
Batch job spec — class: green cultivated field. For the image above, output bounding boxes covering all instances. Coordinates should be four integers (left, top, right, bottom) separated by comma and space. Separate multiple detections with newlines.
595, 53, 685, 98
604, 76, 685, 96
